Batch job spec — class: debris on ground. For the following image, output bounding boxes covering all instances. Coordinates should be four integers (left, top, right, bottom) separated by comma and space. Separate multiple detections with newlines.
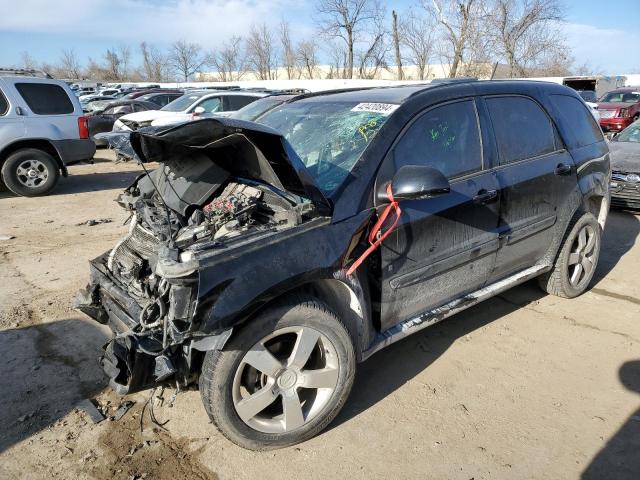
75, 219, 112, 227
112, 400, 135, 421
0, 235, 15, 240
77, 399, 106, 424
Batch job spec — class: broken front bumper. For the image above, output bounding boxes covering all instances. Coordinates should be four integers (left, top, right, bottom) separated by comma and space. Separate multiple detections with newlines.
75, 255, 185, 395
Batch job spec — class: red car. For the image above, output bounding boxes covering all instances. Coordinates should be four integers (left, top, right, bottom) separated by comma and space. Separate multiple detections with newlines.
597, 88, 640, 132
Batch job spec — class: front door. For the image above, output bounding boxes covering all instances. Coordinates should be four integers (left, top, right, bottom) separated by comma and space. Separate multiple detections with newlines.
378, 99, 502, 331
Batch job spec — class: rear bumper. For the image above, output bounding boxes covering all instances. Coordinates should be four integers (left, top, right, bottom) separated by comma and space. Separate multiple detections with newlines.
52, 139, 96, 165
599, 117, 633, 131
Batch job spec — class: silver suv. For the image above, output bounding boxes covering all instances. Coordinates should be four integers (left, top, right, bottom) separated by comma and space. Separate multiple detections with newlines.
0, 70, 96, 196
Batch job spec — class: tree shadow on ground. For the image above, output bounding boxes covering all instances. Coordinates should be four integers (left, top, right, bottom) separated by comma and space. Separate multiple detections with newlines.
581, 360, 640, 480
0, 318, 109, 453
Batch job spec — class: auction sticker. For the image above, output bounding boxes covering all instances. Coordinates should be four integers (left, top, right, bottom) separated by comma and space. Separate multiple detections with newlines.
351, 103, 400, 115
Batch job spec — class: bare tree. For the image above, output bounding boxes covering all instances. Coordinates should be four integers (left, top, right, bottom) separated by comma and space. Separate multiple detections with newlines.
391, 10, 403, 80
280, 20, 299, 79
246, 23, 277, 80
169, 40, 205, 81
103, 49, 123, 80
209, 36, 246, 81
297, 40, 319, 79
425, 0, 487, 78
59, 49, 83, 79
489, 0, 564, 77
400, 9, 435, 80
118, 45, 131, 79
140, 42, 170, 82
316, 0, 384, 79
19, 51, 38, 71
357, 32, 388, 78
325, 41, 348, 78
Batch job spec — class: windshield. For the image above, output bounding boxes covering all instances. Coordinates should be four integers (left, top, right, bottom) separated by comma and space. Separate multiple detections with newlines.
161, 93, 205, 112
600, 91, 640, 103
617, 121, 640, 143
258, 101, 394, 193
232, 97, 286, 121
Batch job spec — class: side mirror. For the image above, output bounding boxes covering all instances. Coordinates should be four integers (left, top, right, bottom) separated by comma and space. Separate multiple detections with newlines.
193, 106, 205, 115
385, 165, 450, 202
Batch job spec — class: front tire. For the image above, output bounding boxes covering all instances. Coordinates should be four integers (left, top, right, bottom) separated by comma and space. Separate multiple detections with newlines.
199, 297, 356, 450
1, 148, 60, 197
538, 212, 601, 298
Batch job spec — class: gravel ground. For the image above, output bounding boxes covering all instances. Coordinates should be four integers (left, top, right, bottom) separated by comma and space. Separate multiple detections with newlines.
0, 149, 639, 480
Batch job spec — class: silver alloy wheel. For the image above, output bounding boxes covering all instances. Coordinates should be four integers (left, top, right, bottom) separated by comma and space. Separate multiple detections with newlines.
567, 224, 597, 287
15, 159, 49, 188
232, 326, 340, 434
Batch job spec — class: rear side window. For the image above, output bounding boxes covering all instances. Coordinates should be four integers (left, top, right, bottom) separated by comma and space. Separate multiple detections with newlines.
393, 99, 482, 178
225, 95, 258, 111
486, 96, 556, 164
197, 97, 221, 113
15, 83, 74, 115
549, 94, 603, 148
0, 89, 8, 115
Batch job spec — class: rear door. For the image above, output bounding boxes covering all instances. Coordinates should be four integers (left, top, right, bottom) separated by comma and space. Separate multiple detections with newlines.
12, 80, 79, 140
482, 95, 577, 281
223, 95, 260, 112
378, 98, 502, 330
0, 80, 25, 145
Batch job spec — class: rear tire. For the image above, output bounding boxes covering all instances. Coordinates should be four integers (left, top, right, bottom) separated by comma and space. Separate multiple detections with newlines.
199, 296, 356, 450
538, 212, 601, 298
1, 148, 60, 197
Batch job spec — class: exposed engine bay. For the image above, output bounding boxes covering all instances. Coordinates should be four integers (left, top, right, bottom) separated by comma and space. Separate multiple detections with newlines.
76, 119, 328, 394
107, 151, 312, 329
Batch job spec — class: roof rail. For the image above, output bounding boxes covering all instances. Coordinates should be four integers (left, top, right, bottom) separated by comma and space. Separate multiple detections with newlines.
429, 77, 478, 84
0, 68, 53, 79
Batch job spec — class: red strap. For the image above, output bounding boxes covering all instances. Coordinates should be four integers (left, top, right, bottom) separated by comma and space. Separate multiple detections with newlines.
346, 184, 401, 276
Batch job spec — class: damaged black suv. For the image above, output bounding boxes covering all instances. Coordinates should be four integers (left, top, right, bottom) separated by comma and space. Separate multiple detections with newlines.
77, 81, 610, 450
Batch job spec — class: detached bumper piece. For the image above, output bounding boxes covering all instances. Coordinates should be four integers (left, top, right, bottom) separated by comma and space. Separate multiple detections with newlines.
101, 335, 186, 395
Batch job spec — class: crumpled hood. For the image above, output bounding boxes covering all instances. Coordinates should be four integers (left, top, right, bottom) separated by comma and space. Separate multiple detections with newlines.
150, 112, 230, 127
101, 118, 332, 215
597, 102, 628, 111
119, 110, 176, 124
608, 141, 640, 173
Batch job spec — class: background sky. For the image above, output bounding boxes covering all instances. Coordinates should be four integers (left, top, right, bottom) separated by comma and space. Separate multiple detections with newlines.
0, 0, 638, 75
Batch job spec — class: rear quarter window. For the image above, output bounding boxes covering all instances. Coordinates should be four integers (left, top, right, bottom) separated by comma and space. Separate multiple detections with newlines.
0, 89, 8, 115
486, 96, 557, 164
225, 95, 259, 111
15, 83, 74, 115
549, 94, 603, 149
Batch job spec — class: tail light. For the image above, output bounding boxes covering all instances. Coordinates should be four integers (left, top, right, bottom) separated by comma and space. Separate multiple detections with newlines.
618, 108, 629, 118
78, 116, 89, 139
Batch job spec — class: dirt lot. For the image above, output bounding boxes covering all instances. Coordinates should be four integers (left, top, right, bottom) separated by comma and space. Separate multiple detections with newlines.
0, 149, 639, 480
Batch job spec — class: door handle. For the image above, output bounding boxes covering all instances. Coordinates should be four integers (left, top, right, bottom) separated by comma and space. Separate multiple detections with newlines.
554, 163, 572, 176
473, 189, 498, 204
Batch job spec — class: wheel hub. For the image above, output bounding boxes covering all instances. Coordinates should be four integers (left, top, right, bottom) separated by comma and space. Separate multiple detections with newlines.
16, 159, 48, 188
232, 325, 340, 434
276, 369, 298, 390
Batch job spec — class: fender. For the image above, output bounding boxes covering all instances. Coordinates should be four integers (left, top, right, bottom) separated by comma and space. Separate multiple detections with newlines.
193, 210, 373, 335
